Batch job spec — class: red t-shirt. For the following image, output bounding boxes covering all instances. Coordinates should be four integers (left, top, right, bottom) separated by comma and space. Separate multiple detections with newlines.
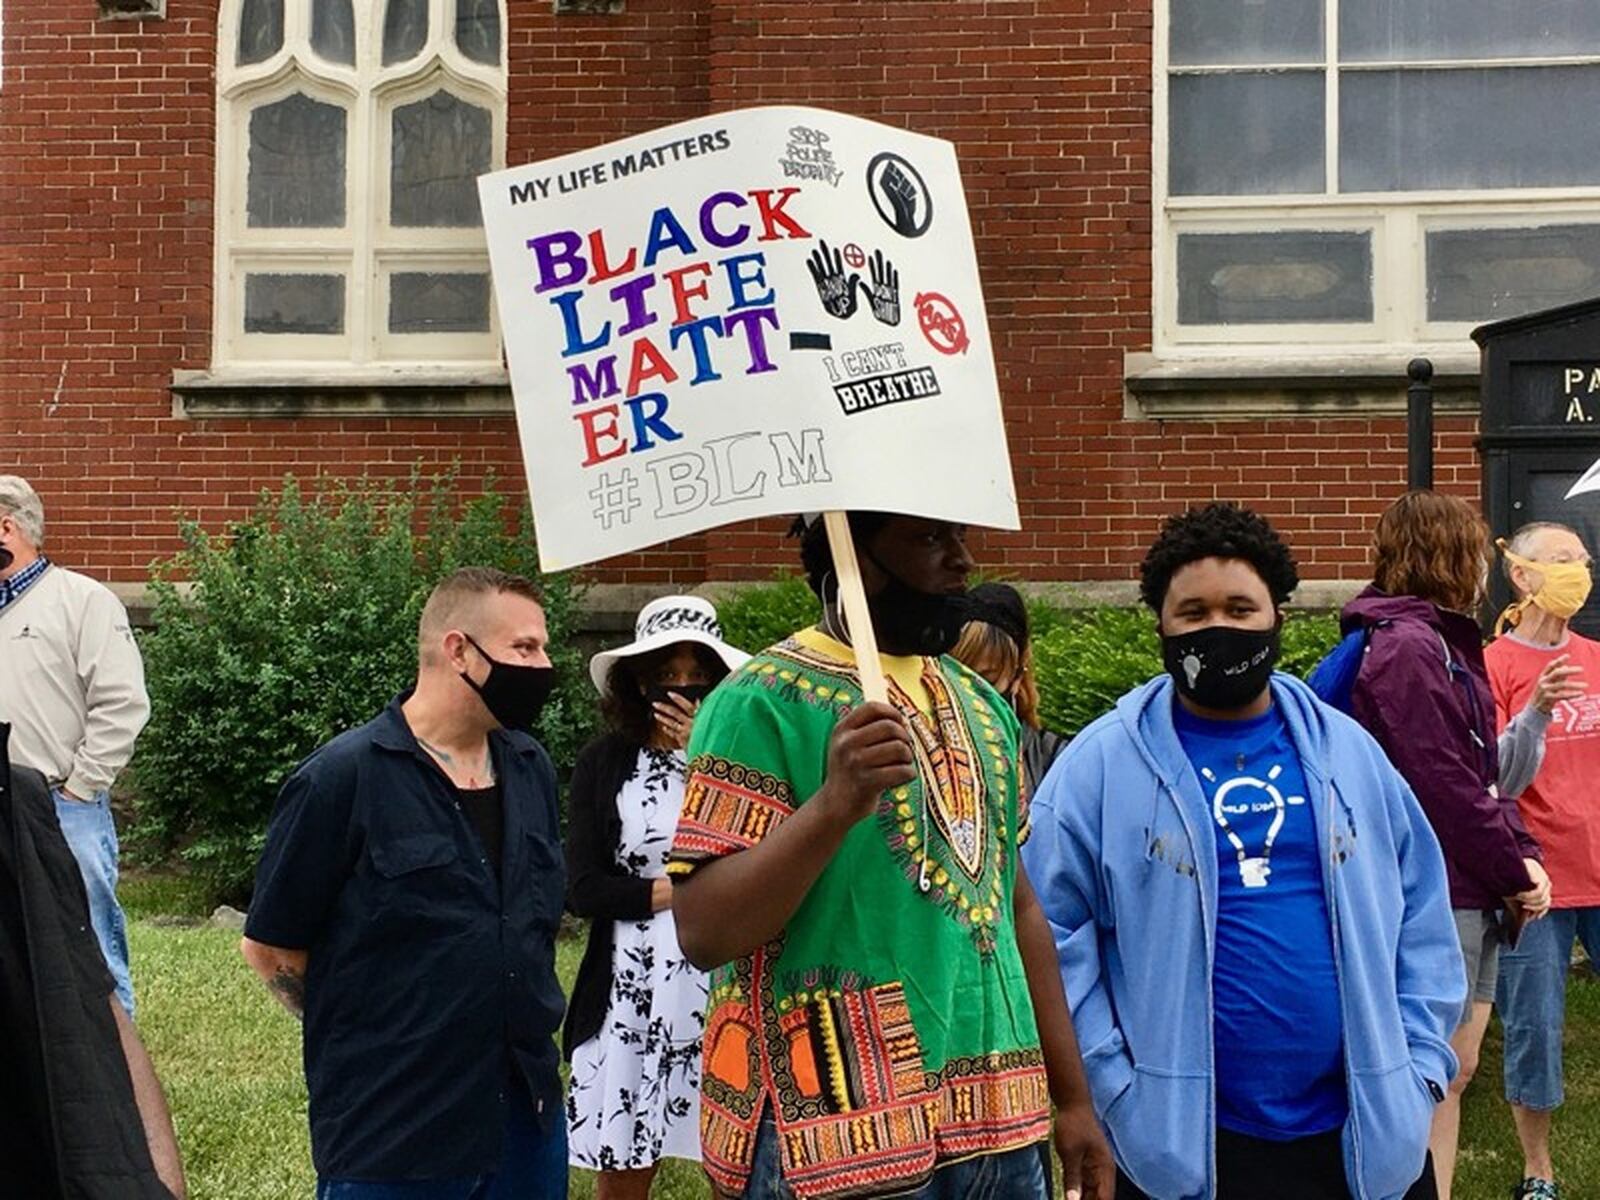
1485, 630, 1600, 908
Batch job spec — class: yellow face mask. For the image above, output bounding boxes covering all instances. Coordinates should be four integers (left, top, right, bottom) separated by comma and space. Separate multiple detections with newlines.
1496, 538, 1594, 634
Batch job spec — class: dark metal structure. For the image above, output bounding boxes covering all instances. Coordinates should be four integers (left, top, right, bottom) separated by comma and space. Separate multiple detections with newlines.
1407, 357, 1435, 490
1474, 297, 1600, 639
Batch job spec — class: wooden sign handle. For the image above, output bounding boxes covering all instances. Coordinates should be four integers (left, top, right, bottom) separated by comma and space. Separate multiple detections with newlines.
823, 511, 889, 703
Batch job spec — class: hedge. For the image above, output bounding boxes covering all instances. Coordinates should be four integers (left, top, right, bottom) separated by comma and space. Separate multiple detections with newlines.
127, 475, 594, 902
128, 488, 1343, 906
716, 575, 1343, 736
1033, 606, 1342, 736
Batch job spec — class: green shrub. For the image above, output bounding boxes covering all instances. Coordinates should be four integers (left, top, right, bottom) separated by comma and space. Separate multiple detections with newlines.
714, 573, 822, 655
1023, 595, 1075, 641
708, 576, 1345, 737
1032, 607, 1164, 736
127, 474, 593, 904
1032, 608, 1343, 735
1278, 610, 1345, 679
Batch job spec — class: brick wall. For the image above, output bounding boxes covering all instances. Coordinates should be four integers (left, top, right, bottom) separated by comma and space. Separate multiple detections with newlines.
0, 1, 1479, 587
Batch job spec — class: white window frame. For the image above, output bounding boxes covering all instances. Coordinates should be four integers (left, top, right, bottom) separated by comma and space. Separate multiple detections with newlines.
213, 0, 506, 373
1153, 2, 1600, 363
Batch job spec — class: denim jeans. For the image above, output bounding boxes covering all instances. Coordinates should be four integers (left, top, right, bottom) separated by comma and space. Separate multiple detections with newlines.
1497, 905, 1600, 1111
742, 1114, 1048, 1199
53, 788, 134, 1016
316, 1084, 568, 1200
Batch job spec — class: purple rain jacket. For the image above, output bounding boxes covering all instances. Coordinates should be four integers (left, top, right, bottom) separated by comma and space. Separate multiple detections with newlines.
1342, 586, 1540, 911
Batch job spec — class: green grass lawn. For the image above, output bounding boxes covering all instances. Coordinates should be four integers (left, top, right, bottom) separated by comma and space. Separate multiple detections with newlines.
122, 874, 710, 1200
122, 877, 1600, 1199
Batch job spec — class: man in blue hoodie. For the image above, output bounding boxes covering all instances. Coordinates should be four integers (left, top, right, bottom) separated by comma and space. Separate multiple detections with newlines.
1023, 504, 1466, 1200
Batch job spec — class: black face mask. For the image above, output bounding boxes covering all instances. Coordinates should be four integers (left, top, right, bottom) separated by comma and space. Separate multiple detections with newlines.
644, 682, 714, 708
862, 547, 973, 657
460, 634, 555, 731
1161, 624, 1280, 712
0, 545, 11, 572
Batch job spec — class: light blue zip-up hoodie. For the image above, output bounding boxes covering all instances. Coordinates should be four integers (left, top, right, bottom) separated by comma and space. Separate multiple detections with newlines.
1022, 673, 1465, 1200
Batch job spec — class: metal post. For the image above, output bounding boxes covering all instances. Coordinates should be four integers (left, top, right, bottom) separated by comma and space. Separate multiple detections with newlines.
1407, 357, 1435, 490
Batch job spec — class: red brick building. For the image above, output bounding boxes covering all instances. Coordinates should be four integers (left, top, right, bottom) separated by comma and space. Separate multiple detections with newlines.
5, 0, 1596, 596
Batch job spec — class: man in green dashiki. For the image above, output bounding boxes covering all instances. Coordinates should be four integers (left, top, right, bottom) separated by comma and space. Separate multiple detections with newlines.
669, 512, 1112, 1200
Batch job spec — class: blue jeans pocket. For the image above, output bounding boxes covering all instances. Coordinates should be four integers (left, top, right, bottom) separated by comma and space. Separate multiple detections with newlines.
1497, 908, 1573, 1110
52, 789, 135, 1015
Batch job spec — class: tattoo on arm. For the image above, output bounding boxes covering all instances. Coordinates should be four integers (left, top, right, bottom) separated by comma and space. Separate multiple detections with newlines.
269, 965, 306, 1019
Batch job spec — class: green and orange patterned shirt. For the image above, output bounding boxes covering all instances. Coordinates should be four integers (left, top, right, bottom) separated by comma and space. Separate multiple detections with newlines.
668, 628, 1050, 1199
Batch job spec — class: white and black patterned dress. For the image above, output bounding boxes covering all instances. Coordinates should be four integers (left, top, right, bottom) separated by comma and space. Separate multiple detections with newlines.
566, 747, 707, 1170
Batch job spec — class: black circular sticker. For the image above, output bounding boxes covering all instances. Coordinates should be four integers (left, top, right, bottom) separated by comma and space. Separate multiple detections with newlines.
865, 152, 933, 239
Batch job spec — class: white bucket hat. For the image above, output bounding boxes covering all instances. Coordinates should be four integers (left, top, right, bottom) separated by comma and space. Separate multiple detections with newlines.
588, 595, 749, 695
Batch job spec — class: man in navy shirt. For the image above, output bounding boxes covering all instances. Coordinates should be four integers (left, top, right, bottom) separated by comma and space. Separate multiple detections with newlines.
241, 567, 568, 1200
1024, 505, 1464, 1200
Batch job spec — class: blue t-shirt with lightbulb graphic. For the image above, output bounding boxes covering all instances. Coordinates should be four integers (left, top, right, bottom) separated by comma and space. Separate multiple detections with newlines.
1173, 700, 1348, 1141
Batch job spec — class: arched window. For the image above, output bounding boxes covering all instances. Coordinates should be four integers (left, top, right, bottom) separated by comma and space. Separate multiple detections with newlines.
215, 0, 505, 369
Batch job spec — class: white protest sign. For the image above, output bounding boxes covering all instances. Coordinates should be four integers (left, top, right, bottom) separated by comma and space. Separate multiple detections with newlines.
478, 106, 1018, 571
1566, 458, 1600, 500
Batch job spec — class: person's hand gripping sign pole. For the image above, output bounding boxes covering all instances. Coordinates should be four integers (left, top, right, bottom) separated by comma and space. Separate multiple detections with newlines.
477, 107, 1117, 1200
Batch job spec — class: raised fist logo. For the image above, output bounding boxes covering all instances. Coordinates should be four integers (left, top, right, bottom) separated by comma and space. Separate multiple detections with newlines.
866, 152, 933, 238
880, 163, 919, 232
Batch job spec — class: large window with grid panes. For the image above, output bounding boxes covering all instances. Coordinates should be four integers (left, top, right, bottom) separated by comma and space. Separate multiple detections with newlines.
1157, 0, 1600, 359
213, 0, 505, 370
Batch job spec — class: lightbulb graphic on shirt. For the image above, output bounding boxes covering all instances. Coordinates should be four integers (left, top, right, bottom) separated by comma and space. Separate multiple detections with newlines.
1202, 763, 1307, 889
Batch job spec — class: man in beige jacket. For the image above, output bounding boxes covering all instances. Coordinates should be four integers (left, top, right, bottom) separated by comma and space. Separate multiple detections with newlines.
0, 476, 149, 1014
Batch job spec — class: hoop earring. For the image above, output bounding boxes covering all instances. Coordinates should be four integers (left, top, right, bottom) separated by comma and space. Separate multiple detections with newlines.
821, 571, 852, 646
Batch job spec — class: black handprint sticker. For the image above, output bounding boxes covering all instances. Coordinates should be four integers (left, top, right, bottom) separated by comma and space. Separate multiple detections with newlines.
807, 240, 860, 320
864, 249, 900, 326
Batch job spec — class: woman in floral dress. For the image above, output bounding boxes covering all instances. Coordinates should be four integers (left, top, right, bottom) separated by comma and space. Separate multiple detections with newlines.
563, 596, 746, 1198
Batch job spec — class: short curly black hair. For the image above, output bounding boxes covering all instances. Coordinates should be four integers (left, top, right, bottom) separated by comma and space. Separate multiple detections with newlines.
797, 511, 893, 597
1139, 503, 1299, 611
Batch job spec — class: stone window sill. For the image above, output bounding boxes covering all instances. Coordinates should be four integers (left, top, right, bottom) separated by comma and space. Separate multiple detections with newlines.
1124, 351, 1481, 421
171, 369, 513, 419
